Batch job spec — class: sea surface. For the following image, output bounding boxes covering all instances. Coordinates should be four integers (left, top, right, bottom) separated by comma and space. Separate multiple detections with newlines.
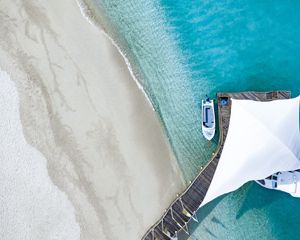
86, 0, 300, 239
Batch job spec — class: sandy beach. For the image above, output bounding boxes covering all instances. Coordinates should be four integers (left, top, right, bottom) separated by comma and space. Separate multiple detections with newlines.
0, 0, 185, 239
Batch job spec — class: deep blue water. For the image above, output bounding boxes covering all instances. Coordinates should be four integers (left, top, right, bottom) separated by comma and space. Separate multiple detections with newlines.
91, 0, 300, 239
161, 0, 300, 97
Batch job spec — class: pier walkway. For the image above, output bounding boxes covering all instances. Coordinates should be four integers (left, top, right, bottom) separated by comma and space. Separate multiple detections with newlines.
142, 91, 291, 240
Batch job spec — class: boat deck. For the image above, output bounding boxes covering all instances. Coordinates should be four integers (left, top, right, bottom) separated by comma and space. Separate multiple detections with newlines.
142, 91, 291, 240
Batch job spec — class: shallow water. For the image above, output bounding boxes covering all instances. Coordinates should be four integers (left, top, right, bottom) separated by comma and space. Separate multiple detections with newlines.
88, 0, 300, 239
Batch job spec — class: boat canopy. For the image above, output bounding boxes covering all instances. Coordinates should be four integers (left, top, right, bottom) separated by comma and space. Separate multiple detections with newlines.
203, 105, 214, 128
201, 96, 300, 207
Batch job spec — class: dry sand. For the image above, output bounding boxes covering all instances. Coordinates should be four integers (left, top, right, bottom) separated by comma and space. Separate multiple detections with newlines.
0, 70, 80, 240
0, 0, 185, 239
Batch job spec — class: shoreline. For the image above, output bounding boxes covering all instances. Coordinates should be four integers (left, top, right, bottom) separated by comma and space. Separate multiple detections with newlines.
0, 0, 185, 239
74, 0, 210, 182
76, 0, 155, 110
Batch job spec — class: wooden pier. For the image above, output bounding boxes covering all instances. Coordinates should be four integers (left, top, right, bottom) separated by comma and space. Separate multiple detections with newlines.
142, 91, 291, 240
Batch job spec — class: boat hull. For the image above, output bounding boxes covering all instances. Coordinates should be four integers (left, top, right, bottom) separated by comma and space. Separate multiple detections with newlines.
202, 99, 215, 141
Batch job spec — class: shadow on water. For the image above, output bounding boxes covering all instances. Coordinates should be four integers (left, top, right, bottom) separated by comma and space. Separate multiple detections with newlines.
177, 195, 227, 240
235, 182, 300, 239
235, 182, 282, 220
211, 216, 227, 229
177, 182, 287, 239
204, 227, 218, 239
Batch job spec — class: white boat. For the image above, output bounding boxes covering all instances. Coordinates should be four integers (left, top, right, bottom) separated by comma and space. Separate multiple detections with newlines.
202, 96, 215, 141
256, 170, 300, 197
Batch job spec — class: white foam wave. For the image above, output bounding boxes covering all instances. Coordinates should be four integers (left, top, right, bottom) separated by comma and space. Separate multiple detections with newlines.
76, 0, 155, 111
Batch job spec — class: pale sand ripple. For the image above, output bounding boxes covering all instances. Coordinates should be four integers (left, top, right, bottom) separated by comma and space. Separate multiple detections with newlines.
0, 70, 80, 240
0, 0, 185, 239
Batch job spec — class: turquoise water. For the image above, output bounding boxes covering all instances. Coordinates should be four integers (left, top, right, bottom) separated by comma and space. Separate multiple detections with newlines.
89, 0, 300, 239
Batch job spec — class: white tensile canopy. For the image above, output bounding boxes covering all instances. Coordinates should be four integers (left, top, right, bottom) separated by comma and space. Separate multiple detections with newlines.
200, 96, 300, 207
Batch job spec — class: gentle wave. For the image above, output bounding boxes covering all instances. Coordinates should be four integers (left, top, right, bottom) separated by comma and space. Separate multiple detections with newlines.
76, 0, 155, 110
75, 0, 217, 181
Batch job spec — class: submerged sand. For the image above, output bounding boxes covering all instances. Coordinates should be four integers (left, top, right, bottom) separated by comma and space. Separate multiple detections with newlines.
0, 0, 185, 239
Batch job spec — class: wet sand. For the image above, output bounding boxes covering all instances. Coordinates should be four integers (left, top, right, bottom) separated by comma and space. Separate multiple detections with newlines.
0, 0, 185, 239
